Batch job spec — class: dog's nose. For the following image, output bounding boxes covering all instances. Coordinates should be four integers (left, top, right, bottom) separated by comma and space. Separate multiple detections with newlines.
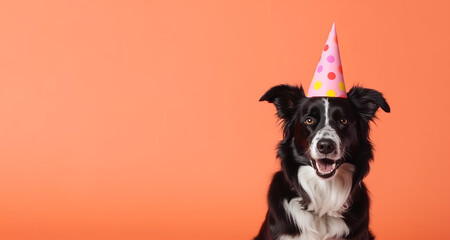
317, 139, 336, 154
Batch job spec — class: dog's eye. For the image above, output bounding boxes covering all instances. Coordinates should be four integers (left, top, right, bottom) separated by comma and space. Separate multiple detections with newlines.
304, 118, 315, 125
340, 118, 348, 125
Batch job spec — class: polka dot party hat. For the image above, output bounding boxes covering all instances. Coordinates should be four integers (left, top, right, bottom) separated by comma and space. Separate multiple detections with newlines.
307, 23, 347, 98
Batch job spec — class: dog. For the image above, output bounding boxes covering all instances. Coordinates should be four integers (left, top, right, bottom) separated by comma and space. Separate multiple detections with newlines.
254, 84, 390, 240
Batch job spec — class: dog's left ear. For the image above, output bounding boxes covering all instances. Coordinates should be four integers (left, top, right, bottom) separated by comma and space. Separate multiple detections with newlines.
259, 84, 305, 120
347, 86, 390, 122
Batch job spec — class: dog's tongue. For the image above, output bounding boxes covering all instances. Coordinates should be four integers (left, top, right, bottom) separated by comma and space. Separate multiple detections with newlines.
317, 161, 334, 173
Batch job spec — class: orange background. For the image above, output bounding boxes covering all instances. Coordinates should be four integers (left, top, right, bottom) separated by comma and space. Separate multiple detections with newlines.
0, 1, 449, 239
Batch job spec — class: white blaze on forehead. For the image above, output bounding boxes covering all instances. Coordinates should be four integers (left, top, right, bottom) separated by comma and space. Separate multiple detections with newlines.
323, 98, 330, 125
309, 98, 342, 161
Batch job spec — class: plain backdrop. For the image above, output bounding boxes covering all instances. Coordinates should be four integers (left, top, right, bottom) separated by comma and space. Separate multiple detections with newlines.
0, 0, 449, 239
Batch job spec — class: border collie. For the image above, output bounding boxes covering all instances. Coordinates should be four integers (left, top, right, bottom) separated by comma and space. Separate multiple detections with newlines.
254, 85, 390, 240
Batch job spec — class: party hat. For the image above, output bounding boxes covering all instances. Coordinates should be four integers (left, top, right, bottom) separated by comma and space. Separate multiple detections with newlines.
307, 23, 347, 98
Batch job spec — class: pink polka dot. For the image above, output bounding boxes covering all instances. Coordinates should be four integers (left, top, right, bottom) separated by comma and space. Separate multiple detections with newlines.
327, 55, 335, 63
317, 65, 323, 73
338, 65, 343, 74
328, 72, 336, 80
338, 94, 347, 98
324, 44, 329, 51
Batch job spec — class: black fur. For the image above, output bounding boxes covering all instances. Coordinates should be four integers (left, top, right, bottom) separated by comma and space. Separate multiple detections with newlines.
255, 84, 390, 240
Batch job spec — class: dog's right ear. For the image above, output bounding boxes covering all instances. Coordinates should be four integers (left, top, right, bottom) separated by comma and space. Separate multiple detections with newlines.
259, 84, 305, 120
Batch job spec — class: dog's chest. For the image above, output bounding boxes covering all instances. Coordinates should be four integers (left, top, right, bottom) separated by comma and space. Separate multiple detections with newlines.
280, 164, 355, 240
282, 198, 349, 240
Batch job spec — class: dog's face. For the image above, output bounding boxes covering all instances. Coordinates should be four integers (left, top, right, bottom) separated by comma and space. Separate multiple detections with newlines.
260, 85, 390, 179
294, 97, 358, 178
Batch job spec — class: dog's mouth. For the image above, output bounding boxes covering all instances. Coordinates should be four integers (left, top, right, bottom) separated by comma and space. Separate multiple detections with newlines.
310, 158, 343, 179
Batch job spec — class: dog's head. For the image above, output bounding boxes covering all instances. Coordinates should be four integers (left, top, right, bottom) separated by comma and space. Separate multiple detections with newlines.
260, 85, 390, 180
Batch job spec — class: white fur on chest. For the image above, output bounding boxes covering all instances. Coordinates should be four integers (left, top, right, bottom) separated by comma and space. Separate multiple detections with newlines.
281, 163, 355, 240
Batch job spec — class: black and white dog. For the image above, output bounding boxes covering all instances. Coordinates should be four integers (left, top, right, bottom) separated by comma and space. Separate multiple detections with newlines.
255, 84, 390, 240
